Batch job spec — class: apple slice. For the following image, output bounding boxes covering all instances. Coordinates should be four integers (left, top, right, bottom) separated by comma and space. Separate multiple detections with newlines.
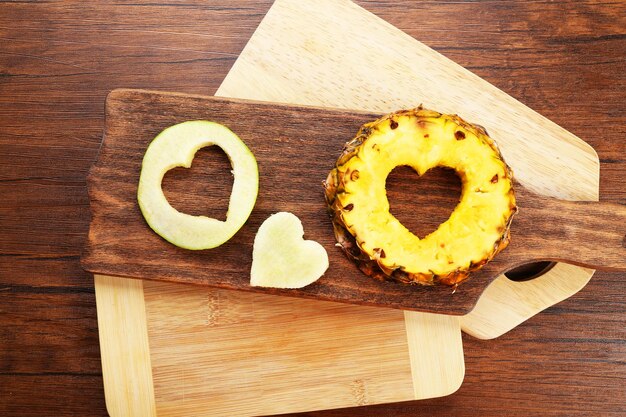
138, 120, 258, 250
251, 212, 329, 289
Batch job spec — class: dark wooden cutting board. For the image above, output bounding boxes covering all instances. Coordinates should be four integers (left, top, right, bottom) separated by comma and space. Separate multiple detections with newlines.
82, 89, 625, 315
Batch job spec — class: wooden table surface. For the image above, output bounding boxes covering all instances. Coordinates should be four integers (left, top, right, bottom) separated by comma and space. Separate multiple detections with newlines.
1, 1, 624, 416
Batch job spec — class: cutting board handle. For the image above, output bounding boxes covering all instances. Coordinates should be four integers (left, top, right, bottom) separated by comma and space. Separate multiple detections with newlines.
521, 195, 626, 271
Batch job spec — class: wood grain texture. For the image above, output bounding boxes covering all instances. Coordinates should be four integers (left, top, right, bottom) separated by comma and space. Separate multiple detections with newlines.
461, 263, 595, 340
144, 281, 416, 416
404, 312, 464, 399
507, 188, 626, 270
94, 275, 156, 417
83, 91, 625, 315
1, 0, 624, 416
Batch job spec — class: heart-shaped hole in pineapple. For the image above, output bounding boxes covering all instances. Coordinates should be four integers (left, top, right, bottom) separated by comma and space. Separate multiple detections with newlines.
162, 145, 234, 222
386, 166, 462, 239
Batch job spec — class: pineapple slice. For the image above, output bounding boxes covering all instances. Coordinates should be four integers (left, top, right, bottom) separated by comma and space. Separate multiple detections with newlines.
251, 212, 329, 289
138, 120, 258, 250
324, 107, 517, 286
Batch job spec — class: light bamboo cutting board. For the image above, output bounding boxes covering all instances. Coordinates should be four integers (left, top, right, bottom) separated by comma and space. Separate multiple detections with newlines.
95, 0, 600, 416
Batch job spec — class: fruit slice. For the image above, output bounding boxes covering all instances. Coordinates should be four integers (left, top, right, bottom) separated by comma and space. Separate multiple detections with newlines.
138, 120, 258, 250
251, 212, 329, 289
324, 107, 517, 286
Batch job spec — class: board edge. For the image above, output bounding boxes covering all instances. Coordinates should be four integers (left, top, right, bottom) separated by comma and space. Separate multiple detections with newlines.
95, 274, 157, 417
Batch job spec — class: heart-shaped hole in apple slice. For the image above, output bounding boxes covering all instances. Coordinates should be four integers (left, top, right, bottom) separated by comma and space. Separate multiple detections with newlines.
251, 212, 329, 289
386, 166, 462, 239
162, 146, 233, 221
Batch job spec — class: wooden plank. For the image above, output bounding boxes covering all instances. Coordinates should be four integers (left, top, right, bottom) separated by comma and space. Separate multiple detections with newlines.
0, 375, 107, 417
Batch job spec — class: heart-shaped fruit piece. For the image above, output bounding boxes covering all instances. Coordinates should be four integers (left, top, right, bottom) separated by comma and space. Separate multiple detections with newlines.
138, 120, 258, 250
251, 212, 329, 289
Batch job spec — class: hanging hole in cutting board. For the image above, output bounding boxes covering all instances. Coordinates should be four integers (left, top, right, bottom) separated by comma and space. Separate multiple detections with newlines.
161, 145, 233, 221
505, 261, 557, 282
386, 166, 462, 239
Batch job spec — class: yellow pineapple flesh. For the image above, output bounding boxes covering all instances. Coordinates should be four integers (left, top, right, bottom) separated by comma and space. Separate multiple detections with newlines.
324, 107, 517, 286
